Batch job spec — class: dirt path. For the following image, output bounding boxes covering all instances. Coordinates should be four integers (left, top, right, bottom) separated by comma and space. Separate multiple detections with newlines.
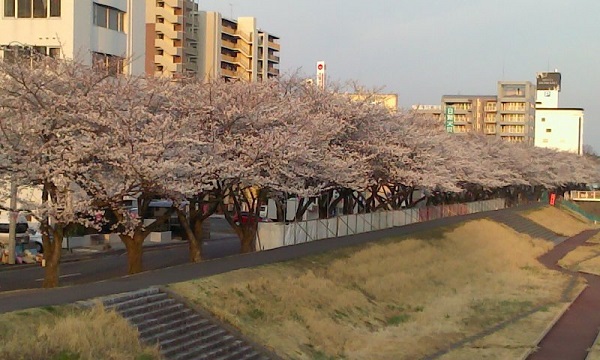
528, 229, 600, 360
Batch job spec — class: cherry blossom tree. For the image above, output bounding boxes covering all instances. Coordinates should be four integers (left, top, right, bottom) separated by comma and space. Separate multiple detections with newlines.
0, 55, 109, 287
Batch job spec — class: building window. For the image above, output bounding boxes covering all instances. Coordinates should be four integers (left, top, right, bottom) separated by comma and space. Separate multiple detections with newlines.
93, 3, 124, 32
17, 0, 31, 17
5, 0, 58, 17
546, 129, 552, 133
48, 47, 60, 57
32, 0, 46, 18
541, 117, 545, 122
4, 0, 15, 16
92, 52, 124, 75
49, 0, 59, 16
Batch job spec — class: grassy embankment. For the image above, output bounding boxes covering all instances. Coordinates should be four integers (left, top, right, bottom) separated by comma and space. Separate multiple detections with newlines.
170, 213, 589, 360
522, 206, 593, 236
0, 304, 159, 360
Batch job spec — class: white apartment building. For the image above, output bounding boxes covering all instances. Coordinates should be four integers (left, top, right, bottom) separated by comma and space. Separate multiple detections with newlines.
534, 72, 584, 155
0, 0, 146, 75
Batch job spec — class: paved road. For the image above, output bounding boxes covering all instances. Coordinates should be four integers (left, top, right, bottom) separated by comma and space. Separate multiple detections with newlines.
0, 235, 240, 292
0, 204, 542, 314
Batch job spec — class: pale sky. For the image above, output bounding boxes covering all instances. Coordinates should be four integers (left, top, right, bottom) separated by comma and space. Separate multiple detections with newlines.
199, 0, 600, 151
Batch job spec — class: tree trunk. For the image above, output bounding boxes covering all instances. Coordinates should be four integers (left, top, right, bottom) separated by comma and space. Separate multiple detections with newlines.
121, 233, 146, 274
42, 226, 63, 288
178, 210, 201, 263
236, 225, 257, 254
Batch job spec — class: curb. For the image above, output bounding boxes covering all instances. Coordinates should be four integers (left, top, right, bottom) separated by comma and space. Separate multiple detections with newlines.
519, 282, 589, 359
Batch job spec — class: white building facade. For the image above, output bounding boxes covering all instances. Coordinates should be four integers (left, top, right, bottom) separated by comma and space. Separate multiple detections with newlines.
534, 108, 584, 155
0, 0, 145, 75
534, 72, 584, 155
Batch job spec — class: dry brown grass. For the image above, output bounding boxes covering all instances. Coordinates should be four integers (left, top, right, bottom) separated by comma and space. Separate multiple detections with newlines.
0, 304, 160, 360
171, 219, 571, 360
588, 232, 600, 244
589, 335, 600, 360
522, 206, 592, 236
558, 243, 600, 276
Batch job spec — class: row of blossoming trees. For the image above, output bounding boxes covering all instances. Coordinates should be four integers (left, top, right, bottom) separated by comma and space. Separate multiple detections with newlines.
0, 57, 598, 287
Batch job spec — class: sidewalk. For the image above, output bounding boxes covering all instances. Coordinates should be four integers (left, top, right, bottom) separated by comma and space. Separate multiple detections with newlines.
527, 229, 600, 360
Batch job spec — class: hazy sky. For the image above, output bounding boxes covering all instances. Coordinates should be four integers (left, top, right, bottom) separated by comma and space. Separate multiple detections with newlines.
199, 0, 600, 151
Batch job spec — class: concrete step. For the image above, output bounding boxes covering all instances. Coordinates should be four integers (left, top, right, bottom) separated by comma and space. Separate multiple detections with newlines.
143, 320, 217, 345
174, 340, 248, 360
106, 292, 169, 312
97, 288, 274, 360
161, 333, 234, 359
128, 302, 186, 326
102, 287, 161, 307
490, 212, 565, 243
139, 314, 209, 339
120, 298, 177, 318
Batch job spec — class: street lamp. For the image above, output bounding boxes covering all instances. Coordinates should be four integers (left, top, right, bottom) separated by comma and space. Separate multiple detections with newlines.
1, 41, 32, 264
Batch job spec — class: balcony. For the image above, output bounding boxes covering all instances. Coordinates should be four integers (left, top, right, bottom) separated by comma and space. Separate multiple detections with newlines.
235, 31, 252, 44
156, 7, 183, 25
221, 54, 237, 64
162, 0, 183, 8
267, 67, 279, 76
221, 38, 237, 50
268, 54, 280, 63
222, 25, 236, 36
267, 40, 280, 51
221, 67, 239, 78
156, 22, 183, 40
155, 38, 183, 57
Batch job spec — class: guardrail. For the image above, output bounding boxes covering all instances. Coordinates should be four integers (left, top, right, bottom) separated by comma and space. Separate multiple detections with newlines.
569, 191, 600, 202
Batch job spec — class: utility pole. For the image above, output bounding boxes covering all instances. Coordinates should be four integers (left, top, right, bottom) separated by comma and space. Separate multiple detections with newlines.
7, 177, 17, 265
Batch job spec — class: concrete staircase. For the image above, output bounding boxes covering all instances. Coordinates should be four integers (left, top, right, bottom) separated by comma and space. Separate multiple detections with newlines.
490, 211, 567, 245
100, 288, 273, 360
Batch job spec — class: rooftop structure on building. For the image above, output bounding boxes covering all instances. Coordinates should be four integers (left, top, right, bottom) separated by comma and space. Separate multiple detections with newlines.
534, 71, 584, 155
0, 0, 146, 76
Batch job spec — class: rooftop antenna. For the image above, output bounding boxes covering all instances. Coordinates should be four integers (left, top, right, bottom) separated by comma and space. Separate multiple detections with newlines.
229, 3, 234, 18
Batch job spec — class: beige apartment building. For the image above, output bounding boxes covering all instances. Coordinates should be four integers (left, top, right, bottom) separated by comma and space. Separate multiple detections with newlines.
198, 11, 280, 81
145, 0, 200, 77
441, 95, 498, 134
496, 81, 536, 144
420, 81, 536, 144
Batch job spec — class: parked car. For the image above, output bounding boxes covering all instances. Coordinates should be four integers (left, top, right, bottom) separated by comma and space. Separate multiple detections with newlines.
28, 228, 44, 253
232, 212, 272, 225
0, 211, 30, 247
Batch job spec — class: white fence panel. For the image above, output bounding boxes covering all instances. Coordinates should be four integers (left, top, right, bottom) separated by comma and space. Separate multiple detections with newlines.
371, 212, 381, 231
405, 208, 419, 225
393, 210, 406, 227
386, 211, 395, 229
356, 213, 367, 233
343, 214, 358, 236
256, 222, 285, 250
336, 215, 349, 237
316, 218, 338, 240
